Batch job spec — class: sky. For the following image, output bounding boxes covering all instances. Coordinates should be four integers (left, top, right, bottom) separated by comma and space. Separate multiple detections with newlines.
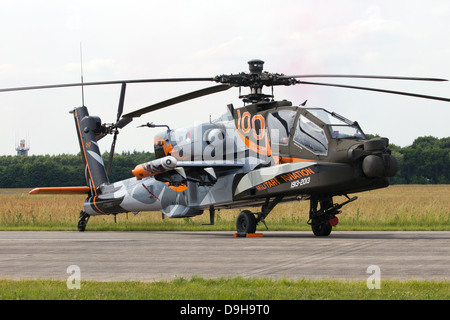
1, 0, 449, 156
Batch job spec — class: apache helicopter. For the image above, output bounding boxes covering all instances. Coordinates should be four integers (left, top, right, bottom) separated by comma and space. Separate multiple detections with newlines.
2, 59, 449, 235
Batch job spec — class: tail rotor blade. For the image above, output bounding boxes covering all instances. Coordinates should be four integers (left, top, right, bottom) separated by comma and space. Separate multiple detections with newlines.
116, 83, 127, 122
107, 131, 118, 176
116, 117, 133, 129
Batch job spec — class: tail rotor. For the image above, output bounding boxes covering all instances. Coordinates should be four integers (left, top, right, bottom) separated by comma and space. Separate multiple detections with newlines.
106, 83, 132, 176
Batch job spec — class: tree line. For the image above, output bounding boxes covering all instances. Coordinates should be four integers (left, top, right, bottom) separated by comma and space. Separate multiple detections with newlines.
0, 151, 154, 188
388, 136, 449, 184
0, 136, 448, 188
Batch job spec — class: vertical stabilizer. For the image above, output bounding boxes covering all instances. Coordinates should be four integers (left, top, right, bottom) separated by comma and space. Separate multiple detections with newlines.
72, 106, 109, 195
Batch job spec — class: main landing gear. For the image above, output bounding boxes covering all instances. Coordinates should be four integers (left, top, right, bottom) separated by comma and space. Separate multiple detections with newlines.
235, 194, 357, 236
236, 196, 282, 234
307, 195, 357, 236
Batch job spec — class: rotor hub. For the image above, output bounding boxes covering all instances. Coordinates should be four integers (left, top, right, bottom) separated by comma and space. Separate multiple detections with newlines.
213, 59, 297, 103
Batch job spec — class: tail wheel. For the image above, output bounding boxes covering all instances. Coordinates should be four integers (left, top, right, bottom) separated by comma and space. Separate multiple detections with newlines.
236, 210, 257, 234
78, 211, 90, 232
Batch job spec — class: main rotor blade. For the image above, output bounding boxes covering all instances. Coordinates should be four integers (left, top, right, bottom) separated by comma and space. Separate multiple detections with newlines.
298, 80, 450, 102
123, 84, 231, 118
0, 77, 215, 93
283, 75, 448, 81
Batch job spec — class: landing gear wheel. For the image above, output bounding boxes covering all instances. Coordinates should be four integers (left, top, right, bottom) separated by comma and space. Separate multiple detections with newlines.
236, 210, 257, 234
308, 195, 357, 237
78, 211, 90, 232
311, 221, 332, 236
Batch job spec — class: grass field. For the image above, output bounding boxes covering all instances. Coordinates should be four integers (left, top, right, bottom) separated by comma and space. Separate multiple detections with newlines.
1, 277, 448, 300
0, 185, 448, 231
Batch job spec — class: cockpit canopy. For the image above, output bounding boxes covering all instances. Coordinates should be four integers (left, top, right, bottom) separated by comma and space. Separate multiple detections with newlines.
306, 108, 366, 140
267, 107, 366, 157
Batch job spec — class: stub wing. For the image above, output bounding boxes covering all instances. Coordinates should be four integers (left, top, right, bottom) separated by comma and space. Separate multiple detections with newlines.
133, 155, 244, 184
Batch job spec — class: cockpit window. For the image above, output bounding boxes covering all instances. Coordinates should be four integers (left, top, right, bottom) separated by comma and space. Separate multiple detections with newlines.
294, 115, 328, 156
328, 125, 365, 139
307, 109, 348, 125
307, 108, 366, 139
267, 110, 296, 145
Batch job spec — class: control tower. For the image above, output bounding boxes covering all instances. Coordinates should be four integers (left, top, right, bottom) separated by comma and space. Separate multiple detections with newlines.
16, 139, 30, 156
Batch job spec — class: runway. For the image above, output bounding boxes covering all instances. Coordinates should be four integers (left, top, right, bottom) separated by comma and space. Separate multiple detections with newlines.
0, 231, 448, 282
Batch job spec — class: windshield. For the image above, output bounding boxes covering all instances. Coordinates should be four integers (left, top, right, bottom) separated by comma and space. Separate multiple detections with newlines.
267, 110, 296, 145
294, 115, 328, 156
328, 125, 365, 139
307, 108, 366, 139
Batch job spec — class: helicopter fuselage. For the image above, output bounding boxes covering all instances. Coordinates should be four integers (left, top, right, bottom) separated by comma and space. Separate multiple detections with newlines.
81, 99, 397, 223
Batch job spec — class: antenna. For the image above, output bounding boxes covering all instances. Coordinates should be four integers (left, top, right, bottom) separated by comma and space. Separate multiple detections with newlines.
80, 42, 85, 106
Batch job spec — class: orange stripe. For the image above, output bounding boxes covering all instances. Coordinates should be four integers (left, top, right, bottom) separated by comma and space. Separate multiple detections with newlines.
273, 156, 313, 165
165, 182, 188, 192
92, 196, 104, 214
236, 129, 271, 156
233, 233, 263, 238
74, 109, 96, 194
154, 138, 173, 156
279, 156, 312, 163
29, 186, 91, 194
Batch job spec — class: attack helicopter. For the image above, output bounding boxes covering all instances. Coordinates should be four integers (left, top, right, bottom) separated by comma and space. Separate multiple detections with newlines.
2, 59, 449, 235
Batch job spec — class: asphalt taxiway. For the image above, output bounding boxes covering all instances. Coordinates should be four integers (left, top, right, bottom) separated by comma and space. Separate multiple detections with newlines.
0, 231, 448, 281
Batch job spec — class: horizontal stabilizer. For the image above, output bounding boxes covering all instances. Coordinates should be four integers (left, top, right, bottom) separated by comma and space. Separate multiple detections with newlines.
29, 186, 91, 195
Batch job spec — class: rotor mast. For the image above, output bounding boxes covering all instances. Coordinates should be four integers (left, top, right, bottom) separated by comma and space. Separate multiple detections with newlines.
245, 59, 272, 103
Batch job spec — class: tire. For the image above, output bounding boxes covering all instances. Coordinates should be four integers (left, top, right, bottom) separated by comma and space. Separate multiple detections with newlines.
311, 221, 332, 236
77, 219, 87, 232
77, 212, 89, 232
236, 210, 257, 234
